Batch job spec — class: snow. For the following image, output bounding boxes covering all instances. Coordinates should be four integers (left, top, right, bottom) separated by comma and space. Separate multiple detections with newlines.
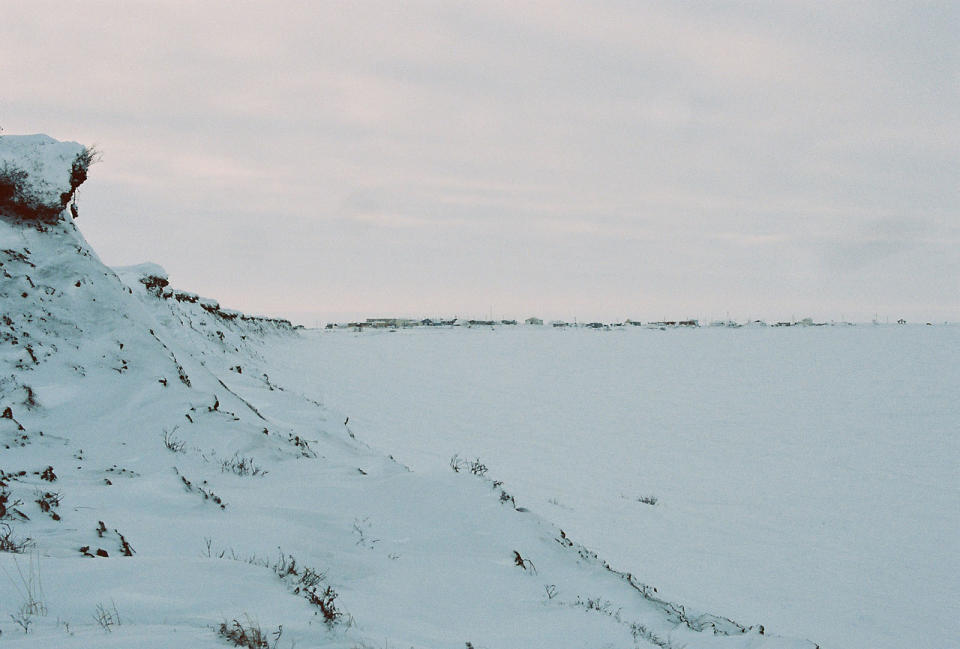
113, 262, 169, 286
0, 135, 87, 216
0, 136, 823, 648
276, 325, 960, 649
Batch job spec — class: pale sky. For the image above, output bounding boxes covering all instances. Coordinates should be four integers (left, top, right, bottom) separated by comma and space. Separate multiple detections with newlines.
2, 1, 957, 324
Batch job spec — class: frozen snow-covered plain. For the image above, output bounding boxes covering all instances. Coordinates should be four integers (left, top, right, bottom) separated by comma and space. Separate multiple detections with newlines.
1, 134, 956, 649
276, 323, 959, 649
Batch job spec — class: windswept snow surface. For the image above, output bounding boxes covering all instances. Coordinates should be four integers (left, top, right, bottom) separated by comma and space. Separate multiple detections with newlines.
275, 325, 960, 649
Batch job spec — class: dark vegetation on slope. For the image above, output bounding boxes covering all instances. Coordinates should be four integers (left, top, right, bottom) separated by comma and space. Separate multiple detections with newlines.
0, 147, 97, 225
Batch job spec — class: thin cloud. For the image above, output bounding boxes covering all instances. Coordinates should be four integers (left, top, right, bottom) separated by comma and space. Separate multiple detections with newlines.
1, 1, 956, 321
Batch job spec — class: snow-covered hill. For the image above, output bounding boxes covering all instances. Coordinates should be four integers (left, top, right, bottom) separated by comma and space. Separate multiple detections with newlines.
0, 134, 818, 648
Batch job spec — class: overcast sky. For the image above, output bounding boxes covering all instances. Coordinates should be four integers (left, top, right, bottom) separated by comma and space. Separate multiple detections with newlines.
2, 1, 957, 323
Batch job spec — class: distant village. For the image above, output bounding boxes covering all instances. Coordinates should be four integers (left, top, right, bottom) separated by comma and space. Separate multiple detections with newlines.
323, 316, 909, 331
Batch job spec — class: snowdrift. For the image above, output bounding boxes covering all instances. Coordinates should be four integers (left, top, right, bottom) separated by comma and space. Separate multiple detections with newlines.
0, 135, 819, 648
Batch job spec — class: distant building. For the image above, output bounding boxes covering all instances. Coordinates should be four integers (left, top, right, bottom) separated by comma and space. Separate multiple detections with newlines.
366, 318, 419, 328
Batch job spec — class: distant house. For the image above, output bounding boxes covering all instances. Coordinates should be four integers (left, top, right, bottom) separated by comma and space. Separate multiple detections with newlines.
366, 318, 419, 328
709, 320, 740, 328
525, 317, 543, 325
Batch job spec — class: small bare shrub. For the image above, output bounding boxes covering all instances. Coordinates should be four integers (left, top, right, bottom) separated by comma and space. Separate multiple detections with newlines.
220, 454, 266, 477
469, 458, 488, 476
22, 384, 38, 407
93, 600, 121, 632
162, 428, 186, 453
287, 433, 316, 457
272, 551, 341, 625
10, 605, 33, 632
0, 483, 25, 520
70, 146, 99, 188
35, 490, 62, 520
219, 615, 281, 649
310, 585, 342, 625
513, 550, 537, 574
449, 454, 487, 476
176, 469, 227, 509
352, 517, 380, 549
0, 522, 33, 552
3, 553, 46, 631
116, 529, 135, 556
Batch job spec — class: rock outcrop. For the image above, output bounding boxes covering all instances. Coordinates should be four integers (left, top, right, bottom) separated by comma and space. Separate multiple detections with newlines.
0, 134, 94, 224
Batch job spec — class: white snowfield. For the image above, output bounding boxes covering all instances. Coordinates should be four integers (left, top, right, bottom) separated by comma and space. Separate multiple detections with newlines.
0, 134, 951, 649
290, 324, 960, 649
